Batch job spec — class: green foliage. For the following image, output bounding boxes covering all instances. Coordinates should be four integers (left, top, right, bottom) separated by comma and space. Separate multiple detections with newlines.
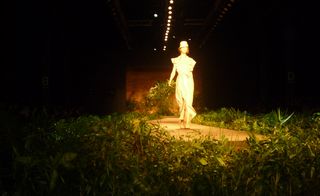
194, 108, 297, 135
193, 108, 253, 133
144, 80, 176, 115
230, 129, 320, 195
126, 80, 177, 116
8, 108, 320, 195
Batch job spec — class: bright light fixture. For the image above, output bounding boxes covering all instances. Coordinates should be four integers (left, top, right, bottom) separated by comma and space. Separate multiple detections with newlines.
162, 0, 176, 51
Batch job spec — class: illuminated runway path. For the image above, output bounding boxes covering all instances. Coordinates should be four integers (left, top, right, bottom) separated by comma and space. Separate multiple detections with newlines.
149, 116, 266, 141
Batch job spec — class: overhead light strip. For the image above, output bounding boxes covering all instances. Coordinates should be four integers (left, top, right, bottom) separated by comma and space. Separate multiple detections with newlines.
163, 0, 174, 51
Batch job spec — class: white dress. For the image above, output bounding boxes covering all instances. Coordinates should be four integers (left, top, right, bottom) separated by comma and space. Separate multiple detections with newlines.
171, 55, 197, 127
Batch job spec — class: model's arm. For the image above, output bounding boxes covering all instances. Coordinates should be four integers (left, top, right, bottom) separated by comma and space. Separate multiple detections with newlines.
168, 64, 176, 86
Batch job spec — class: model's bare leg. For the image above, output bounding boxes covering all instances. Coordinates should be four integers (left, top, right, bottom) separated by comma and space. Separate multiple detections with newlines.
179, 99, 187, 129
185, 106, 196, 129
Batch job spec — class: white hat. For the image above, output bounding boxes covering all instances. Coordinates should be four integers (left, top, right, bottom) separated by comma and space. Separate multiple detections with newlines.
179, 41, 189, 48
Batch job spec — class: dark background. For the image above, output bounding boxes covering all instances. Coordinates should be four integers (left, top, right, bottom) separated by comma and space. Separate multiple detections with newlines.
12, 0, 320, 114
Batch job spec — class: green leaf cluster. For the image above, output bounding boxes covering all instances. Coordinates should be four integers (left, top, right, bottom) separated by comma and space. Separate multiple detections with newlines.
5, 107, 320, 195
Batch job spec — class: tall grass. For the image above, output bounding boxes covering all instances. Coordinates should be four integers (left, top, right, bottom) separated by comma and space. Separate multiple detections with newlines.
194, 107, 301, 135
4, 106, 320, 195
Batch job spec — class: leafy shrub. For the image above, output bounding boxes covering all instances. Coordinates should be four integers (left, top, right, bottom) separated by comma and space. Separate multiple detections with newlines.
194, 108, 298, 135
144, 80, 177, 115
8, 108, 320, 195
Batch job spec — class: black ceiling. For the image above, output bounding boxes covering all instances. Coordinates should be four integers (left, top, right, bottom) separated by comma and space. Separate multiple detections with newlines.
107, 0, 235, 51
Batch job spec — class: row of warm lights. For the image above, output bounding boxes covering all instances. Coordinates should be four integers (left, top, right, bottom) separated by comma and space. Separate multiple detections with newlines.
163, 0, 174, 51
211, 0, 235, 31
199, 0, 236, 48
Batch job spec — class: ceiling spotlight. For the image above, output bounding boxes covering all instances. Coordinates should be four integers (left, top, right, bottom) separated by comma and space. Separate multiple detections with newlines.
154, 48, 157, 51
163, 0, 174, 47
154, 13, 158, 18
227, 3, 232, 7
224, 7, 228, 11
172, 35, 176, 38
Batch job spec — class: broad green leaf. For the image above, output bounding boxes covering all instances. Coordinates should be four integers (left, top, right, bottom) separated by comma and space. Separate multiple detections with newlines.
199, 158, 208, 165
216, 157, 226, 166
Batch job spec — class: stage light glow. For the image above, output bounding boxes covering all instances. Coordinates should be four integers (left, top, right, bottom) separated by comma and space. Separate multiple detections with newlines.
154, 13, 158, 18
162, 0, 176, 51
